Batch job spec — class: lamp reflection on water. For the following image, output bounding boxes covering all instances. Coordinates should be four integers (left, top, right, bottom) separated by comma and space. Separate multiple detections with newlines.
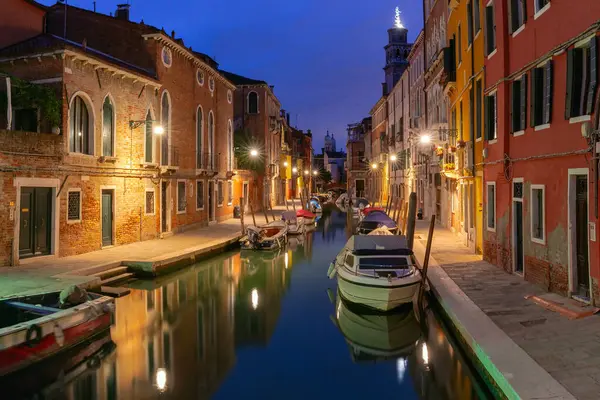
396, 358, 407, 384
284, 252, 289, 269
421, 342, 429, 366
156, 368, 167, 392
251, 288, 259, 310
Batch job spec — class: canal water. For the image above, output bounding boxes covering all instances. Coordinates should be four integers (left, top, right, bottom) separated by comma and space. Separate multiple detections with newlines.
14, 210, 494, 399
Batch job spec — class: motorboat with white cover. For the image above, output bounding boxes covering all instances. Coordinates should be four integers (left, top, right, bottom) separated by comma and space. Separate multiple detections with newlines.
327, 235, 421, 311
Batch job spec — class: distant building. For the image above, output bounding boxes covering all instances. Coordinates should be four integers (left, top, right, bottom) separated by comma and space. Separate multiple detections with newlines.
346, 117, 371, 198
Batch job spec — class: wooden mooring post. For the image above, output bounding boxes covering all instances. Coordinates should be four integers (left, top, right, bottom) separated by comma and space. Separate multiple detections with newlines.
269, 200, 277, 221
406, 192, 417, 249
418, 215, 436, 306
239, 197, 245, 234
249, 202, 257, 227
262, 202, 270, 224
291, 197, 297, 211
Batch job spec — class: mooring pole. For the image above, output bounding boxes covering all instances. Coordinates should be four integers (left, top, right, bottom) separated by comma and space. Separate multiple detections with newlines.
418, 215, 436, 306
406, 192, 417, 250
262, 200, 270, 224
240, 197, 245, 234
249, 202, 257, 227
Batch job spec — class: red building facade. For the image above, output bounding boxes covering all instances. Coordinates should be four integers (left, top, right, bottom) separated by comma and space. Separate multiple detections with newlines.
483, 0, 600, 303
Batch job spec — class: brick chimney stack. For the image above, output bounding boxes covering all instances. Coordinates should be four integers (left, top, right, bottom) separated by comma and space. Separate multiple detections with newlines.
115, 4, 130, 21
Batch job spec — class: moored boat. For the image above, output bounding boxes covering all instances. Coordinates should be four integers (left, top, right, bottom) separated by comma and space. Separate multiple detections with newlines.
281, 211, 305, 235
0, 288, 114, 376
296, 209, 316, 224
307, 196, 323, 213
356, 210, 398, 234
240, 220, 288, 250
327, 235, 421, 312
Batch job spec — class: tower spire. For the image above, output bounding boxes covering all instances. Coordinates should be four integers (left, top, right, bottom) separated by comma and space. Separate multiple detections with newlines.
394, 7, 404, 29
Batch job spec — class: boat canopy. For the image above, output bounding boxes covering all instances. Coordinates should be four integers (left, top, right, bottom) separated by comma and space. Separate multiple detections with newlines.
351, 235, 412, 256
362, 211, 394, 223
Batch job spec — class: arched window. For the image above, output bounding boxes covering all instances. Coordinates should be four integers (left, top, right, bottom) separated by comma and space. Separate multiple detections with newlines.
227, 119, 233, 171
69, 95, 91, 154
247, 92, 259, 114
208, 111, 215, 170
144, 110, 153, 163
102, 96, 114, 157
161, 91, 170, 166
196, 106, 203, 169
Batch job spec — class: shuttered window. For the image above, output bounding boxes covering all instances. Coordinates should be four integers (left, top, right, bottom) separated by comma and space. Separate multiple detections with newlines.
145, 190, 155, 215
531, 186, 545, 243
467, 1, 474, 46
177, 181, 186, 213
69, 96, 91, 154
565, 37, 598, 119
509, 0, 526, 34
102, 97, 114, 157
217, 181, 224, 206
485, 2, 496, 55
511, 75, 527, 133
531, 61, 553, 127
196, 181, 204, 210
474, 0, 481, 33
486, 183, 496, 231
144, 111, 153, 163
476, 80, 483, 139
485, 93, 498, 141
457, 24, 462, 64
228, 181, 233, 205
67, 190, 82, 222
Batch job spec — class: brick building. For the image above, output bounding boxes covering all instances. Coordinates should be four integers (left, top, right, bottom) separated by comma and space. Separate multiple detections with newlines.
221, 71, 283, 207
483, 0, 600, 303
0, 2, 235, 265
0, 0, 46, 49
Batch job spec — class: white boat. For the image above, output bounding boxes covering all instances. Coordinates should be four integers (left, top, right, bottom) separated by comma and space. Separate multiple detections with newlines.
281, 211, 305, 235
240, 220, 288, 250
327, 235, 421, 312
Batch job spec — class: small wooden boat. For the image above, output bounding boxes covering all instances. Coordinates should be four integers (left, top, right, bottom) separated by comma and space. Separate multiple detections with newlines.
281, 211, 305, 235
351, 198, 370, 218
0, 288, 114, 376
327, 235, 421, 312
307, 197, 323, 213
357, 210, 398, 234
240, 220, 288, 250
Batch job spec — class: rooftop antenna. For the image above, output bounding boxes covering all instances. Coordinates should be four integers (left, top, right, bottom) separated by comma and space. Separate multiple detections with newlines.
93, 1, 96, 12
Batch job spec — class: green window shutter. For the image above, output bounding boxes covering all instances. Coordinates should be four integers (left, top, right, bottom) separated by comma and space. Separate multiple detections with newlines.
510, 82, 515, 133
586, 36, 597, 115
520, 74, 528, 130
544, 61, 553, 124
565, 49, 575, 119
484, 96, 491, 140
521, 0, 527, 23
530, 70, 537, 127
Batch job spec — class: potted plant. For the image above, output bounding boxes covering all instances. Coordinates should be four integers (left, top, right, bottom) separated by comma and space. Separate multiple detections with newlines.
457, 140, 466, 149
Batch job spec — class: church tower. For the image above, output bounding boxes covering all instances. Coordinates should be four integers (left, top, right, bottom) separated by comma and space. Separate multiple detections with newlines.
384, 8, 411, 95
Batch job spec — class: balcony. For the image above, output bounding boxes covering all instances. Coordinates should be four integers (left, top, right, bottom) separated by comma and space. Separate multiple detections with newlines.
159, 144, 179, 172
196, 151, 220, 176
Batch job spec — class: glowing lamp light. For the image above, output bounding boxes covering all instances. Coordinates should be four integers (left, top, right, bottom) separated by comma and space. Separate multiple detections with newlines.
371, 163, 378, 170
283, 161, 289, 167
153, 125, 164, 135
396, 358, 408, 384
250, 149, 259, 157
156, 368, 167, 392
313, 170, 318, 175
304, 170, 309, 175
251, 288, 259, 310
390, 154, 397, 162
420, 135, 431, 144
292, 167, 298, 174
284, 252, 289, 269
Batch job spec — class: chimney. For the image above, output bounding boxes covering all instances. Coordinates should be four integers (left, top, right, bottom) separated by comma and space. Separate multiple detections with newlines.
286, 113, 290, 126
115, 4, 130, 21
269, 85, 274, 92
381, 82, 388, 96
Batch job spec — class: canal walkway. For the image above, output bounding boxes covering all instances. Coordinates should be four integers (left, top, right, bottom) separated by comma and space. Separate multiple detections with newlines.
0, 209, 281, 300
415, 220, 600, 400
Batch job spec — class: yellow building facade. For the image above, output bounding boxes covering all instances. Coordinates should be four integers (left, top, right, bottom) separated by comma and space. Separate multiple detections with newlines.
444, 0, 485, 253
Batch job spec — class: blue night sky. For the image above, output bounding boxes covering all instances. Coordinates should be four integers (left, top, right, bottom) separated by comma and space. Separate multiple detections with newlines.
40, 0, 424, 150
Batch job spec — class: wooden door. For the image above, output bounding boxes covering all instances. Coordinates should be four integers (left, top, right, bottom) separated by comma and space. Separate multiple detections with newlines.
34, 187, 51, 255
575, 176, 590, 297
161, 182, 168, 233
19, 188, 34, 257
514, 201, 524, 273
102, 190, 113, 246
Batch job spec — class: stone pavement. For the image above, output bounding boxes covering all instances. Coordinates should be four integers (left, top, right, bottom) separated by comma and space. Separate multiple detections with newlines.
0, 208, 281, 300
416, 220, 600, 400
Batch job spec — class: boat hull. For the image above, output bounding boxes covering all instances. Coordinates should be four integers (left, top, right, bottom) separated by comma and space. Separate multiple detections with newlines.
337, 269, 421, 312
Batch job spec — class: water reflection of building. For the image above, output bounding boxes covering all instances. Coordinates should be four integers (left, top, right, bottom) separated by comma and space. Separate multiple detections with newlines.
96, 252, 241, 399
235, 250, 290, 347
321, 211, 349, 243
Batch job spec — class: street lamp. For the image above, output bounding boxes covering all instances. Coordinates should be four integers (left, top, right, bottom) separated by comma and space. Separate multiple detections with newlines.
371, 163, 378, 170
390, 154, 397, 162
250, 148, 259, 157
313, 170, 318, 175
420, 134, 431, 144
304, 170, 309, 175
283, 161, 288, 167
129, 120, 164, 134
292, 167, 298, 174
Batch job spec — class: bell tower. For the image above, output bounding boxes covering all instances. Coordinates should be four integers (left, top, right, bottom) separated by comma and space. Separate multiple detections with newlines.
384, 8, 411, 95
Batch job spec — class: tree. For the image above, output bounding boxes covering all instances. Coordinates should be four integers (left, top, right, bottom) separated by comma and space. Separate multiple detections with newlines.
318, 168, 332, 185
